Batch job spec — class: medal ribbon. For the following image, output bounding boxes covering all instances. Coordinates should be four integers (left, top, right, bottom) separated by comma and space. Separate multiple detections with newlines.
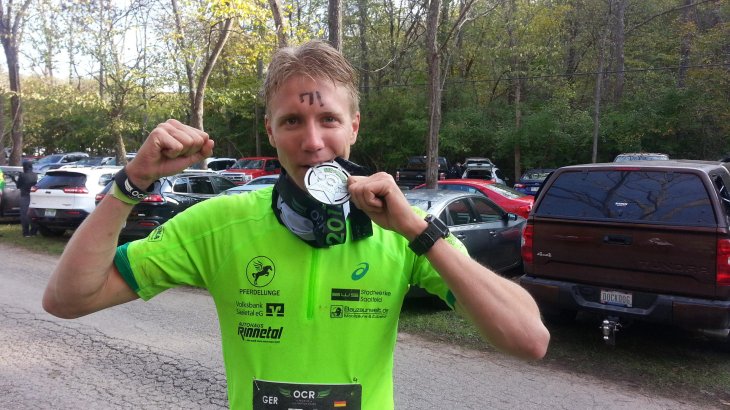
272, 164, 373, 248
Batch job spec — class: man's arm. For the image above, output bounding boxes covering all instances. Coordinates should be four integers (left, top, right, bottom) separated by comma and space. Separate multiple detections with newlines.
347, 172, 550, 360
43, 119, 214, 319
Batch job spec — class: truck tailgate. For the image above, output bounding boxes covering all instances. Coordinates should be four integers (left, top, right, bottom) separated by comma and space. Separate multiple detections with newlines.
531, 218, 719, 298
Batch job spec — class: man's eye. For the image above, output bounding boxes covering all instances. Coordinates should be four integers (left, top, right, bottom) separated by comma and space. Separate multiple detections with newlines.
323, 116, 337, 123
284, 117, 298, 125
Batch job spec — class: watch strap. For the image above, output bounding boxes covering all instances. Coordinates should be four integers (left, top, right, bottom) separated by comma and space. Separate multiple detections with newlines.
408, 214, 450, 256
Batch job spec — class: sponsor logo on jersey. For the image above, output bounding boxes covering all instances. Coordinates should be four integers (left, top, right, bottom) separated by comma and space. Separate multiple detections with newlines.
246, 256, 276, 287
235, 301, 264, 317
266, 303, 284, 317
331, 288, 360, 301
331, 288, 392, 303
148, 226, 164, 242
238, 322, 283, 343
350, 262, 369, 281
329, 305, 389, 319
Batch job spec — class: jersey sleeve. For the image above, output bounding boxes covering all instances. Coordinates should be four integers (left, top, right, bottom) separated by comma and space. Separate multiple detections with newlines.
113, 196, 241, 301
407, 207, 469, 309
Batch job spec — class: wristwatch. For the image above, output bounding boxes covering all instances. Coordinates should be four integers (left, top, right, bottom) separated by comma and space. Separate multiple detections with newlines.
408, 214, 450, 256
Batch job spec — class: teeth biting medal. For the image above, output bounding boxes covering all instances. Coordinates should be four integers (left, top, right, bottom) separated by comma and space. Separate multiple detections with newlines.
304, 161, 351, 205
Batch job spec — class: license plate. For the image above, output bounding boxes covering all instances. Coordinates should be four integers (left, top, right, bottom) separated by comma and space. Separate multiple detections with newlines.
600, 289, 633, 307
530, 187, 539, 192
44, 208, 56, 217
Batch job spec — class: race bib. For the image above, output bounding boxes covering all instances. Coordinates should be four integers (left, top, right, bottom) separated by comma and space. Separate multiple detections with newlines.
253, 379, 362, 409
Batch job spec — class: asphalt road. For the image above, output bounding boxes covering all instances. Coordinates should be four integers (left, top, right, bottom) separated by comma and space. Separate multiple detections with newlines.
0, 242, 715, 409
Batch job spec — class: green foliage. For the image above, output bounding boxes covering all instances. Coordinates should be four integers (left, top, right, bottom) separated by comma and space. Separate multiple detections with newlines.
12, 0, 729, 171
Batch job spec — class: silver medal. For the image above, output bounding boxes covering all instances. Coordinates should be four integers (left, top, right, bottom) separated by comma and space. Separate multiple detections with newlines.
304, 161, 351, 205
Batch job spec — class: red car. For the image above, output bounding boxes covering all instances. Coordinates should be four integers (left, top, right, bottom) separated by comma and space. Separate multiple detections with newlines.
219, 156, 282, 185
415, 179, 534, 219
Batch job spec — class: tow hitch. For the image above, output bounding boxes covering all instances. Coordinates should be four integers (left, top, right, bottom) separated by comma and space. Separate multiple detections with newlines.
600, 317, 621, 346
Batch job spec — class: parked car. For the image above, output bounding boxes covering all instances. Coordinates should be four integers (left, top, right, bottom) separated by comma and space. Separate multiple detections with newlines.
513, 168, 556, 196
395, 156, 450, 189
33, 152, 90, 174
520, 160, 730, 344
404, 189, 525, 275
59, 156, 116, 168
221, 175, 280, 195
0, 165, 22, 217
461, 162, 507, 185
613, 152, 669, 162
415, 179, 534, 220
96, 171, 236, 242
219, 157, 281, 185
189, 157, 237, 172
29, 166, 119, 236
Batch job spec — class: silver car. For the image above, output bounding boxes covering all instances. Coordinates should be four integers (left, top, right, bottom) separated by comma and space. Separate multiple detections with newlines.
404, 189, 525, 274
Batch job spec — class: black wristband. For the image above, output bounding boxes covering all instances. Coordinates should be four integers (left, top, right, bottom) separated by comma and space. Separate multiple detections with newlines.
113, 167, 153, 202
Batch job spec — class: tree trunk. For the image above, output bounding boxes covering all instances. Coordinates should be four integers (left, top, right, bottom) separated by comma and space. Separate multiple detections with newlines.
357, 0, 370, 101
268, 0, 288, 48
0, 91, 5, 165
190, 18, 233, 131
0, 0, 32, 166
328, 0, 342, 51
171, 0, 196, 125
612, 0, 626, 102
507, 0, 522, 181
677, 0, 694, 88
425, 0, 442, 189
592, 28, 609, 163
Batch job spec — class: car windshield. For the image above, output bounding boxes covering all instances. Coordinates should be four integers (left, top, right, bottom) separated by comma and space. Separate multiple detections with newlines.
523, 170, 552, 180
231, 159, 264, 170
248, 177, 277, 185
36, 154, 64, 165
483, 183, 526, 199
75, 157, 104, 166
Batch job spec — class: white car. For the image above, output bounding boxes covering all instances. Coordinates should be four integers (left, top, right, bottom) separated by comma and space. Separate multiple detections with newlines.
221, 175, 280, 195
29, 166, 120, 236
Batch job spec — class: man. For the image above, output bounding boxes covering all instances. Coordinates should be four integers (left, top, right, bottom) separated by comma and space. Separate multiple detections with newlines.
13, 161, 39, 237
44, 40, 549, 409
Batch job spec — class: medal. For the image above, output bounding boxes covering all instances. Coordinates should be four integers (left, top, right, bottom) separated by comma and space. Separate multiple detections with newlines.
304, 161, 351, 205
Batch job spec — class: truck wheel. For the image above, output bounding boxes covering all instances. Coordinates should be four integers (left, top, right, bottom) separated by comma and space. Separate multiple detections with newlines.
39, 225, 66, 237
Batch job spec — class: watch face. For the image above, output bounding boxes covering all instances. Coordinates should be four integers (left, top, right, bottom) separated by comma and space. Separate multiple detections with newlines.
304, 161, 351, 205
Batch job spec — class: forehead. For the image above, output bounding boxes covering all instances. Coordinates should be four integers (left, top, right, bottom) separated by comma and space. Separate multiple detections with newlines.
269, 75, 352, 113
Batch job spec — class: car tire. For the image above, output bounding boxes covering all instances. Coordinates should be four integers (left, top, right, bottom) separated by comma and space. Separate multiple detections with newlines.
38, 225, 66, 237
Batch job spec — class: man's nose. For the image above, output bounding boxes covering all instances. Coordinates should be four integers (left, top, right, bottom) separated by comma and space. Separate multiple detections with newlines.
301, 121, 325, 151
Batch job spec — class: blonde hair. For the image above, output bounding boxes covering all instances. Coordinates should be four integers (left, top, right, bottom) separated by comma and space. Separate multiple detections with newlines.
263, 40, 359, 117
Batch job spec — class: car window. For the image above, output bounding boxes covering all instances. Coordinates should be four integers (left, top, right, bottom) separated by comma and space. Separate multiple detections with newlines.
535, 170, 716, 226
189, 177, 214, 194
211, 175, 236, 192
36, 173, 86, 189
471, 197, 502, 223
712, 175, 730, 215
446, 199, 472, 226
173, 177, 189, 193
464, 169, 493, 179
438, 184, 477, 194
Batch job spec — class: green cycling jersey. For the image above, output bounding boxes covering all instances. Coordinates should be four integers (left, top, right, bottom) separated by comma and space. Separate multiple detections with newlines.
115, 187, 464, 409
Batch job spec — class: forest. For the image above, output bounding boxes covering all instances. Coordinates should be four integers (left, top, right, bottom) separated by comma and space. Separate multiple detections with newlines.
0, 0, 727, 181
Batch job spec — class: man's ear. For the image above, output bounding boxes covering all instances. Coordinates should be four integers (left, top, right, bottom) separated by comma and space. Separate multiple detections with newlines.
265, 115, 276, 147
349, 112, 361, 145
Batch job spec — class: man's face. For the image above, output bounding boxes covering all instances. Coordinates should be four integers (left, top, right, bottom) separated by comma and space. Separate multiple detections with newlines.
265, 75, 360, 191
